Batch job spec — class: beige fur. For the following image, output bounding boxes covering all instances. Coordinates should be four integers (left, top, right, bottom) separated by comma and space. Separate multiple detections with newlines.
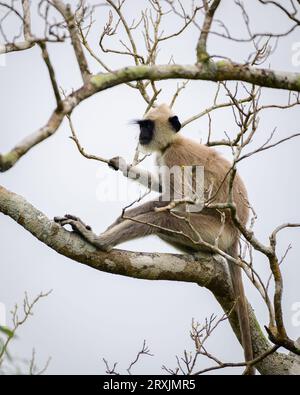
57, 104, 254, 373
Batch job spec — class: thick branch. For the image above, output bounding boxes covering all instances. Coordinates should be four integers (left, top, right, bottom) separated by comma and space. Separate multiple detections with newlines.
0, 40, 34, 54
0, 184, 298, 375
1, 61, 300, 172
88, 62, 300, 93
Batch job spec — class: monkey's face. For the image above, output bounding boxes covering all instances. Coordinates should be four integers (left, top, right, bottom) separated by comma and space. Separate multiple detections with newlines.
138, 119, 155, 146
137, 104, 181, 153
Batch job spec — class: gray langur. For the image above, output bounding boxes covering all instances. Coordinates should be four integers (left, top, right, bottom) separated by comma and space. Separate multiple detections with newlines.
55, 103, 254, 373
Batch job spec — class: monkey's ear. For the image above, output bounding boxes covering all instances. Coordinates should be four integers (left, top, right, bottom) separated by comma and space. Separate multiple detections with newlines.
169, 116, 181, 132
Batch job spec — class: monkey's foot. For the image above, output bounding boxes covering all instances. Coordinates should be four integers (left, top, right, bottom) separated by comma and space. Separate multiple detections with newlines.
54, 214, 92, 231
54, 216, 96, 244
54, 215, 112, 252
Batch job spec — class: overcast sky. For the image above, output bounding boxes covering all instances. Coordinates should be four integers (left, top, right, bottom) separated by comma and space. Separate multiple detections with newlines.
0, 0, 300, 375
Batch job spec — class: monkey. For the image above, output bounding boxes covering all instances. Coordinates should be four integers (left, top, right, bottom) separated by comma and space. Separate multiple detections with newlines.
54, 103, 254, 373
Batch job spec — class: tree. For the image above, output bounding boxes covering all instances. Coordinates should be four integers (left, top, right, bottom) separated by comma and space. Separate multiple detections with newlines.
0, 0, 300, 375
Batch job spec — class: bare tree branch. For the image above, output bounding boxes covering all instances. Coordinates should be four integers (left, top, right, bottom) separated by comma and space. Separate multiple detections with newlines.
0, 0, 65, 54
38, 41, 62, 108
52, 0, 90, 82
0, 184, 298, 375
1, 1, 300, 374
197, 0, 221, 62
2, 60, 300, 172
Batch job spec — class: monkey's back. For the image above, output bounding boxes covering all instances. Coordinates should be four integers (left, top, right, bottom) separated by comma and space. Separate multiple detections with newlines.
159, 135, 249, 227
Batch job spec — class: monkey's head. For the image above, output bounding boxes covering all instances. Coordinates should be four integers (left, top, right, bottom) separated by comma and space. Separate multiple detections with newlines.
136, 104, 181, 153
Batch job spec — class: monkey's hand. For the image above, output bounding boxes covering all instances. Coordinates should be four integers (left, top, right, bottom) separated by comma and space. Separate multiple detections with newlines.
108, 156, 128, 172
54, 214, 92, 232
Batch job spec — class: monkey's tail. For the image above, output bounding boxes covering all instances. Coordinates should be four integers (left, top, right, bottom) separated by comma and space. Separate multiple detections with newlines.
228, 242, 255, 375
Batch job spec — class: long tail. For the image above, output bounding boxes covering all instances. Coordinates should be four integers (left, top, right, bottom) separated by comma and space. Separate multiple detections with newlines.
228, 242, 255, 375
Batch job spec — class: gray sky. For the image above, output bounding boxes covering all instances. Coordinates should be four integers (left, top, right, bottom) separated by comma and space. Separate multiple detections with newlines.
0, 0, 300, 375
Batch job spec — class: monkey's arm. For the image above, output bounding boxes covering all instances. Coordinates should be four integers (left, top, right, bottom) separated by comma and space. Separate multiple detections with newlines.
109, 156, 161, 192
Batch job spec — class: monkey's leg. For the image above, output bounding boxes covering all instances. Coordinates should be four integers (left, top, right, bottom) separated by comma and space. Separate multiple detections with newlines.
55, 215, 157, 251
57, 205, 194, 252
105, 199, 169, 231
88, 212, 169, 251
97, 210, 229, 253
54, 201, 170, 250
54, 200, 167, 251
55, 207, 235, 255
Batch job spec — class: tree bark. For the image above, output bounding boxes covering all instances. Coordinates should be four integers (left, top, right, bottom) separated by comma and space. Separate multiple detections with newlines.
0, 184, 298, 375
1, 61, 300, 172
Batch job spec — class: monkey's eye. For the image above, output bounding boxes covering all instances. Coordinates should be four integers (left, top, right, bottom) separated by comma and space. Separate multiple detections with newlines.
137, 119, 154, 130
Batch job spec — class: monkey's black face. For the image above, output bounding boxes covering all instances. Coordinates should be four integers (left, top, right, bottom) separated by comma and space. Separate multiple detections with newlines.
137, 116, 181, 146
137, 119, 155, 145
